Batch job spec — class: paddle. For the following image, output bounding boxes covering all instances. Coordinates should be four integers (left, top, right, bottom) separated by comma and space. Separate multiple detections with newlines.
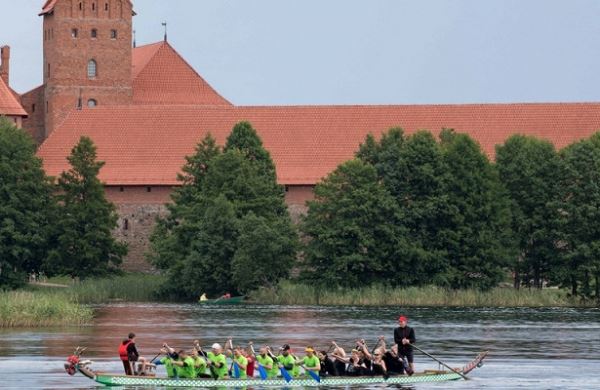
149, 351, 162, 364
249, 344, 268, 380
410, 344, 468, 380
291, 350, 320, 383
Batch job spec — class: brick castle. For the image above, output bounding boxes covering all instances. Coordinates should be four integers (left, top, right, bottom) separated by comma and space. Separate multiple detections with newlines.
2, 0, 600, 270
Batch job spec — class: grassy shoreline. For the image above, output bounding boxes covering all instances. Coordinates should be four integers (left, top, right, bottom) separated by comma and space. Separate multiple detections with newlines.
248, 281, 593, 307
1, 274, 165, 328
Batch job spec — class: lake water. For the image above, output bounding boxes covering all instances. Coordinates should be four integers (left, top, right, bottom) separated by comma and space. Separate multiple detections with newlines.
0, 304, 599, 389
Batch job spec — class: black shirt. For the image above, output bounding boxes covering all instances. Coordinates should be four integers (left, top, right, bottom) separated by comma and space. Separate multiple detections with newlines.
383, 351, 404, 374
394, 326, 416, 354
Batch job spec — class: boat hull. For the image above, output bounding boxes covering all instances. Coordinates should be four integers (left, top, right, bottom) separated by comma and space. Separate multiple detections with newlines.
198, 296, 245, 305
93, 372, 462, 387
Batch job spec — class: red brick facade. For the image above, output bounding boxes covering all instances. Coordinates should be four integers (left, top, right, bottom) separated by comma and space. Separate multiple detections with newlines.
20, 0, 135, 139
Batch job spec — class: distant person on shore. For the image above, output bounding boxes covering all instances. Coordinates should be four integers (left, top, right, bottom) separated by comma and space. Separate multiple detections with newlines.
394, 315, 416, 374
119, 332, 142, 375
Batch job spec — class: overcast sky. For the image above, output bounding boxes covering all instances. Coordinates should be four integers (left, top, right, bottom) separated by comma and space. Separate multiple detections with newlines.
2, 0, 600, 105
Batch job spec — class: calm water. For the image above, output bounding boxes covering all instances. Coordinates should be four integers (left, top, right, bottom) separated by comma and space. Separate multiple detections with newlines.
0, 304, 599, 389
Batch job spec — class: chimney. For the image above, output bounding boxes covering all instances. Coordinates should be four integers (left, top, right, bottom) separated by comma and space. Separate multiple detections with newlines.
0, 45, 9, 86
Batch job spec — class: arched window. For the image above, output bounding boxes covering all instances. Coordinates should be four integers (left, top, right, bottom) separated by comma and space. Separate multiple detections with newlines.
87, 99, 97, 108
87, 60, 97, 78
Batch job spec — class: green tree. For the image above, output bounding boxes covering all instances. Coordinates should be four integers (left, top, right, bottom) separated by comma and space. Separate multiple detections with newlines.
46, 136, 126, 278
232, 212, 298, 293
302, 159, 416, 287
496, 135, 561, 289
149, 123, 298, 298
0, 119, 55, 288
556, 133, 600, 300
438, 129, 515, 289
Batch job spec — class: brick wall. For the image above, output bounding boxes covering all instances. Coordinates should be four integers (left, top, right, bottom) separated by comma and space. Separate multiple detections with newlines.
109, 184, 316, 271
42, 0, 133, 137
20, 86, 45, 143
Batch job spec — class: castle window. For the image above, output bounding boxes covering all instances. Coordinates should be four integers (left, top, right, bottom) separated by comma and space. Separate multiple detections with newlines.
123, 218, 129, 231
87, 60, 97, 78
79, 2, 83, 11
32, 104, 36, 113
111, 30, 117, 39
105, 3, 109, 11
119, 186, 125, 192
91, 29, 98, 38
47, 62, 51, 77
92, 2, 96, 11
71, 28, 78, 38
147, 187, 152, 193
87, 99, 97, 108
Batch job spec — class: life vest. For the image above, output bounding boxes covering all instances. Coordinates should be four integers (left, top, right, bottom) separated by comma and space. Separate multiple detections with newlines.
118, 340, 132, 361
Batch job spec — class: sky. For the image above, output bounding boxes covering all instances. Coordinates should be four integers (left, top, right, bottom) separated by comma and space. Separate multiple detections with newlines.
2, 0, 600, 105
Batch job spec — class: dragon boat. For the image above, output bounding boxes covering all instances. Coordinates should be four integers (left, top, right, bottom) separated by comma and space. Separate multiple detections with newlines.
65, 348, 488, 387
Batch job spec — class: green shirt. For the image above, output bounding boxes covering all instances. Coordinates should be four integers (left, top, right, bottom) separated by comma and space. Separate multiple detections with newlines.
193, 356, 207, 377
277, 354, 297, 377
159, 356, 176, 378
255, 355, 275, 378
207, 351, 228, 379
177, 356, 196, 378
303, 355, 320, 369
234, 355, 248, 378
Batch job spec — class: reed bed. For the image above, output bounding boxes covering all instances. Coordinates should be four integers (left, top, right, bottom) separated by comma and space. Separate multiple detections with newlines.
249, 281, 588, 307
64, 274, 165, 304
0, 291, 93, 328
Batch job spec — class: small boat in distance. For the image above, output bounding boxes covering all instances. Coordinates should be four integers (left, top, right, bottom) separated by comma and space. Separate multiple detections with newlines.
198, 295, 245, 305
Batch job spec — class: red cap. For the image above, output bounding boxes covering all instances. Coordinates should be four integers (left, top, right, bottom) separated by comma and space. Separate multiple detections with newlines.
398, 315, 408, 322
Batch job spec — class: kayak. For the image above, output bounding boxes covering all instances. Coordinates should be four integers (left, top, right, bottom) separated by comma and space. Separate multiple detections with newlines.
69, 351, 488, 387
198, 296, 245, 304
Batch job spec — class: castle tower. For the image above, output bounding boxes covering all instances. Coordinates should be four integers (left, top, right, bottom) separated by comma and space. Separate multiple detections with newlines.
40, 0, 134, 137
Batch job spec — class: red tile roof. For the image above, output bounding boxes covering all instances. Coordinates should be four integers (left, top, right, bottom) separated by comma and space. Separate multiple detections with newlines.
39, 0, 57, 16
131, 42, 232, 106
0, 77, 27, 116
37, 103, 600, 186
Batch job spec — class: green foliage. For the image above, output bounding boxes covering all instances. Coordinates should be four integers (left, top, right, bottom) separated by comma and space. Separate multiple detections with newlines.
438, 129, 515, 289
555, 133, 600, 300
46, 136, 127, 278
302, 159, 414, 287
496, 135, 561, 288
0, 119, 55, 289
149, 123, 298, 299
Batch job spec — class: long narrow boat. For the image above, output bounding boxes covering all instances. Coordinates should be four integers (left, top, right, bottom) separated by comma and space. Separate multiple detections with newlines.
198, 296, 245, 305
68, 351, 488, 387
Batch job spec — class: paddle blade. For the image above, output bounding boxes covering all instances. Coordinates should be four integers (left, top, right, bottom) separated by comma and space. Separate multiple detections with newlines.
257, 364, 268, 380
280, 367, 292, 383
233, 363, 240, 378
307, 370, 321, 383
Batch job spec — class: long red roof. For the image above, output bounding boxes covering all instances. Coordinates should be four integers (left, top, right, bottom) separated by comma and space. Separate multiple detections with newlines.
37, 103, 600, 186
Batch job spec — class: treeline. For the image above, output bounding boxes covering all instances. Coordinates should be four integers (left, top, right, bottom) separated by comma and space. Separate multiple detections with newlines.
0, 119, 125, 289
152, 123, 600, 303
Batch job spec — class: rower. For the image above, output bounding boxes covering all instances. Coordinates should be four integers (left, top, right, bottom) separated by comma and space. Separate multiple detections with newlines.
297, 346, 321, 375
232, 347, 248, 378
380, 339, 405, 375
276, 344, 297, 378
317, 349, 337, 377
190, 348, 209, 378
170, 349, 196, 378
330, 341, 347, 376
155, 346, 178, 378
207, 343, 228, 379
255, 346, 276, 378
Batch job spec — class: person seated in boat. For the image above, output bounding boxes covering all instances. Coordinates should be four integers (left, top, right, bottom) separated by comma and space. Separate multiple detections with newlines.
170, 349, 197, 379
265, 346, 283, 378
330, 341, 348, 376
334, 348, 367, 376
378, 338, 405, 376
255, 346, 276, 378
221, 292, 232, 299
155, 346, 178, 378
296, 346, 321, 376
355, 340, 374, 374
232, 346, 248, 378
207, 343, 228, 379
317, 350, 337, 377
245, 343, 255, 378
118, 332, 145, 376
199, 293, 208, 301
190, 348, 210, 378
276, 344, 297, 378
